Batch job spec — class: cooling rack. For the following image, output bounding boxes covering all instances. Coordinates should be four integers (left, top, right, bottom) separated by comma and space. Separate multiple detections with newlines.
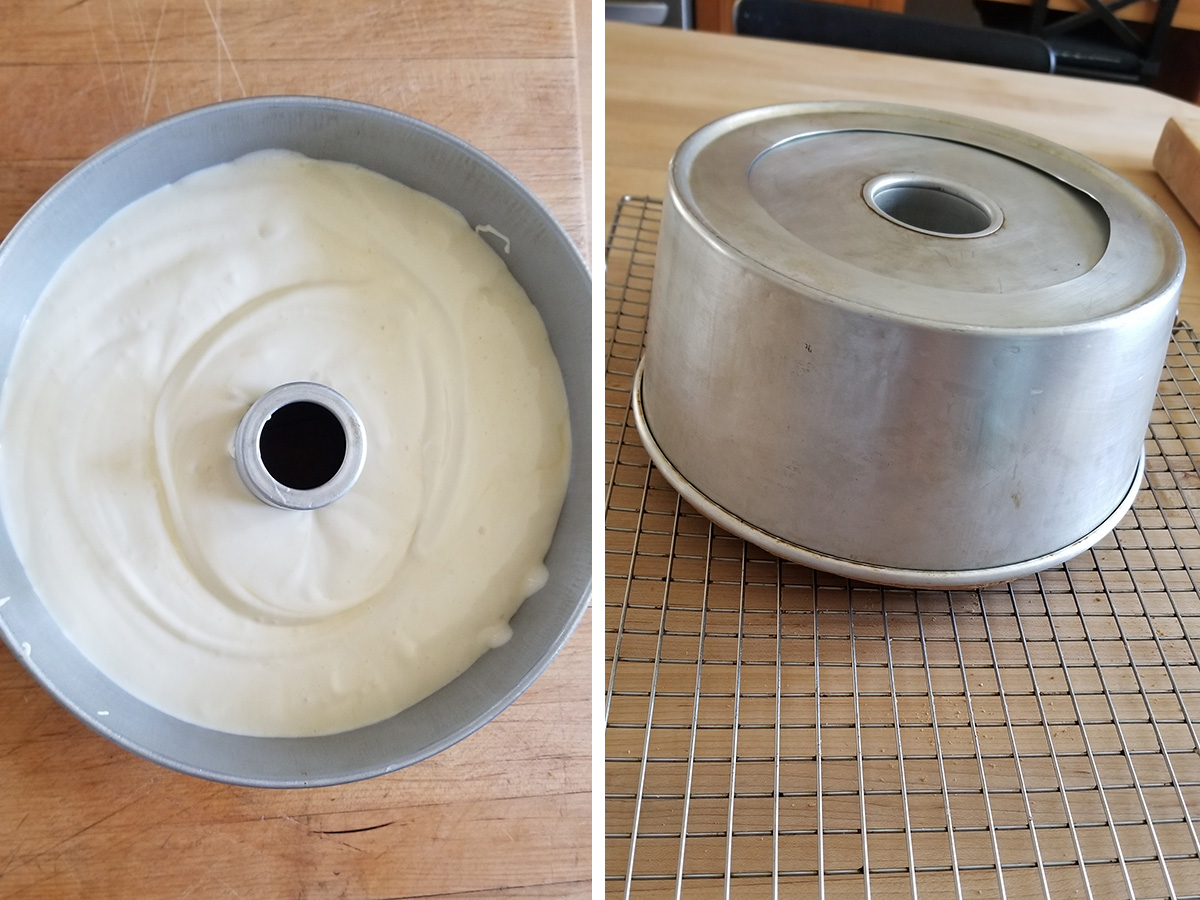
604, 196, 1200, 900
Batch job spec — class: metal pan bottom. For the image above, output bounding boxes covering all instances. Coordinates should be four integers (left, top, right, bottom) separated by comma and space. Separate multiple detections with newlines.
631, 358, 1144, 590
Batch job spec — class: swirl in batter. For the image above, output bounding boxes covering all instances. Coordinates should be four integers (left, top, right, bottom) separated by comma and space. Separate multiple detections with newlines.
0, 150, 571, 737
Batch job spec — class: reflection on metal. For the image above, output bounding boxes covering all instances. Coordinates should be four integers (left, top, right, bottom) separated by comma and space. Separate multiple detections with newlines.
606, 196, 1200, 899
234, 381, 366, 510
640, 103, 1182, 583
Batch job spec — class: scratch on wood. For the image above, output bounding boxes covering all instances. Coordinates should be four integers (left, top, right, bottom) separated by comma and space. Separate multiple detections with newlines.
126, 0, 148, 51
104, 0, 132, 111
176, 866, 214, 900
8, 791, 145, 879
83, 2, 120, 132
201, 0, 246, 101
139, 0, 168, 124
213, 876, 247, 898
0, 844, 16, 881
313, 820, 397, 835
366, 879, 590, 899
1, 812, 30, 878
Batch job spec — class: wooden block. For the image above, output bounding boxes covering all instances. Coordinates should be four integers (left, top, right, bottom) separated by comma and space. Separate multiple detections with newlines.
1154, 117, 1200, 229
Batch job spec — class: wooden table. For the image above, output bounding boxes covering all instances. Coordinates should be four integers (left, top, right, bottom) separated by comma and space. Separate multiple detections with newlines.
0, 4, 589, 899
606, 20, 1200, 322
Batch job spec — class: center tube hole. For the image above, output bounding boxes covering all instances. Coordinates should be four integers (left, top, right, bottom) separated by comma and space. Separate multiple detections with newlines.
259, 401, 347, 491
864, 174, 1003, 239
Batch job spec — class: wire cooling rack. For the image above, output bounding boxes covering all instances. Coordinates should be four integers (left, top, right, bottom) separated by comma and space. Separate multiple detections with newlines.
604, 196, 1200, 900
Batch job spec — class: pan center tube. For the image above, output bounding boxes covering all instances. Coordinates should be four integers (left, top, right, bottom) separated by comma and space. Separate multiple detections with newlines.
864, 173, 1004, 239
234, 382, 366, 510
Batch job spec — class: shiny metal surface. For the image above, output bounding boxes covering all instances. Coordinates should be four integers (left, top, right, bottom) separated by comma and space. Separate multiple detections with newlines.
639, 102, 1184, 585
634, 359, 1145, 588
0, 96, 591, 786
862, 173, 1004, 239
741, 125, 1114, 300
607, 200, 1200, 898
235, 382, 366, 511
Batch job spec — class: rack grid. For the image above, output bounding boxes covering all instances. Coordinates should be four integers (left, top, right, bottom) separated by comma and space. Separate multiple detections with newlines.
605, 196, 1200, 899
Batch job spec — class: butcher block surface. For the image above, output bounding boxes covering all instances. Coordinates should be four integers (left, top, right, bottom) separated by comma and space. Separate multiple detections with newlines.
0, 2, 590, 899
1156, 116, 1200, 230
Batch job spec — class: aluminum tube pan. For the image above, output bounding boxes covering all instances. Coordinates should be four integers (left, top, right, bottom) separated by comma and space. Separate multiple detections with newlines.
234, 382, 367, 511
634, 360, 1144, 589
640, 102, 1183, 583
0, 96, 591, 787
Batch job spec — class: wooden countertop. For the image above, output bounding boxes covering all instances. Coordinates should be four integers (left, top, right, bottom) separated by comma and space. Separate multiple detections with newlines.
0, 4, 589, 899
607, 20, 1200, 323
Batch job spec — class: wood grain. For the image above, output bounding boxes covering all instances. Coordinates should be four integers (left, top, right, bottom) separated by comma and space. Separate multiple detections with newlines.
0, 0, 586, 252
0, 3, 590, 899
2, 612, 590, 899
1155, 116, 1200, 229
606, 21, 1200, 323
0, 0, 576, 63
574, 0, 592, 229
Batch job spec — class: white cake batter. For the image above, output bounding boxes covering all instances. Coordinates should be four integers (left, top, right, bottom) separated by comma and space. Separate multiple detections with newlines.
0, 150, 571, 737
